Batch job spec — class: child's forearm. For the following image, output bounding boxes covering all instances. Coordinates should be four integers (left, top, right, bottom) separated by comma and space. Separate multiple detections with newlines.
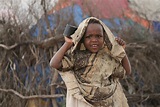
50, 42, 72, 69
122, 55, 131, 75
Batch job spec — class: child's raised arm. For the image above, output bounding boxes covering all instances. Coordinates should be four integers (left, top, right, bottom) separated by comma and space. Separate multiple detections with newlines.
121, 55, 131, 75
115, 37, 131, 75
50, 37, 73, 69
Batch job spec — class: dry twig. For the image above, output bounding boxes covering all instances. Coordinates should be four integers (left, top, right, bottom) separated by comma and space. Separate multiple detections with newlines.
0, 88, 64, 99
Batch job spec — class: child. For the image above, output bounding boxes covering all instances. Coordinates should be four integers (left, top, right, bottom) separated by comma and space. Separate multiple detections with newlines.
50, 17, 131, 107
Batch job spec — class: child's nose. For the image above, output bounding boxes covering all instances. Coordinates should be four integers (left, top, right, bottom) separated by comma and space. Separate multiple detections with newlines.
91, 36, 98, 41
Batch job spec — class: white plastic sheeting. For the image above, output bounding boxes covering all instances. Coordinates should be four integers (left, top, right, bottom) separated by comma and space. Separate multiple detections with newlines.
129, 0, 160, 21
0, 0, 57, 26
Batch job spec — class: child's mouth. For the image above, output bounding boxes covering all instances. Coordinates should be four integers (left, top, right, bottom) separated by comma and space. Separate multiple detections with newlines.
91, 44, 99, 49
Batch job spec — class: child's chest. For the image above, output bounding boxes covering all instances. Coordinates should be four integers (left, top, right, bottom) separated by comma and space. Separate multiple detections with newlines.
73, 50, 118, 83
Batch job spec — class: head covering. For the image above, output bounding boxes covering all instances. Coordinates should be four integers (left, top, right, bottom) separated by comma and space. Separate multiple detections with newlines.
71, 17, 126, 61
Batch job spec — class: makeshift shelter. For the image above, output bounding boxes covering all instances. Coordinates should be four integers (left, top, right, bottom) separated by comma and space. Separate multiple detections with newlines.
30, 0, 159, 37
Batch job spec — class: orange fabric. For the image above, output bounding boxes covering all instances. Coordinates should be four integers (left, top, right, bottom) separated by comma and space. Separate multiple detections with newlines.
48, 0, 129, 18
124, 10, 152, 29
47, 0, 71, 14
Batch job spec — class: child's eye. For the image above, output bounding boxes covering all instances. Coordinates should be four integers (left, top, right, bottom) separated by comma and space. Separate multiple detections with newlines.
85, 35, 103, 39
85, 35, 91, 38
96, 35, 103, 38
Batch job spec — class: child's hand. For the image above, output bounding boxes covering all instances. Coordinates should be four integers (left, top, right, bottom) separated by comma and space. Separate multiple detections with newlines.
115, 37, 126, 49
64, 37, 73, 48
65, 36, 73, 43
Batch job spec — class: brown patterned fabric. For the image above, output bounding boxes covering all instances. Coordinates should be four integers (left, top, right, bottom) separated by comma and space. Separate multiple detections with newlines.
61, 46, 126, 106
59, 17, 129, 107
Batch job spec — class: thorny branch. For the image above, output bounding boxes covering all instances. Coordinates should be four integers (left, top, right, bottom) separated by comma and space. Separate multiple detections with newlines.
0, 88, 64, 99
0, 35, 64, 50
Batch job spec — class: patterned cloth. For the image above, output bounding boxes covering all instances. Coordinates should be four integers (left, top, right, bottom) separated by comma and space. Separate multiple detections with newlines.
58, 17, 129, 107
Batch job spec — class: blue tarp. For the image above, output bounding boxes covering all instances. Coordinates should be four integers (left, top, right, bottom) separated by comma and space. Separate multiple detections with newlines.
30, 4, 84, 37
152, 21, 160, 32
30, 3, 152, 38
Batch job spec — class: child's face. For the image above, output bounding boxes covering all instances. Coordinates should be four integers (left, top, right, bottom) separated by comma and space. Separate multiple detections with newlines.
83, 23, 104, 53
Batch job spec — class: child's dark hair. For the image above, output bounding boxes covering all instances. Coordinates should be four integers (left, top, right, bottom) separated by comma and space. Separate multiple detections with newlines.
88, 18, 101, 24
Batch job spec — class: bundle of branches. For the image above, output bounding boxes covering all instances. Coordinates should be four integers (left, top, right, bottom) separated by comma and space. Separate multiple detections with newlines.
1, 18, 160, 107
0, 21, 65, 107
121, 29, 160, 106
